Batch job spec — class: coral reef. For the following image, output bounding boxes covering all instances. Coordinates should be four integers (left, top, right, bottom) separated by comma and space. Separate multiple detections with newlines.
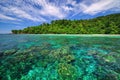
0, 35, 120, 80
57, 63, 77, 80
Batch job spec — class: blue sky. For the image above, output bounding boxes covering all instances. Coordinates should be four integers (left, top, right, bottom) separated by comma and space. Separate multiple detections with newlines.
0, 0, 120, 33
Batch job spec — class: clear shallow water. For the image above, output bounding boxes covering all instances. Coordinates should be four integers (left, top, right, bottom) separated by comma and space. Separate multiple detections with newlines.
0, 34, 120, 80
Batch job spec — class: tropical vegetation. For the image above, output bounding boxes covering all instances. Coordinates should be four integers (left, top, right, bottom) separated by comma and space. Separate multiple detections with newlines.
12, 13, 120, 34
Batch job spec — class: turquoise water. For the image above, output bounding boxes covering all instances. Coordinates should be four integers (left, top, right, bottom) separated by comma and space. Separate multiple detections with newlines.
0, 34, 120, 80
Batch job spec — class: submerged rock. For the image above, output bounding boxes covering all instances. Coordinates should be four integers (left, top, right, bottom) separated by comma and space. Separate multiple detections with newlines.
0, 51, 4, 57
57, 63, 77, 80
102, 52, 119, 63
48, 46, 70, 60
60, 54, 75, 63
4, 49, 16, 55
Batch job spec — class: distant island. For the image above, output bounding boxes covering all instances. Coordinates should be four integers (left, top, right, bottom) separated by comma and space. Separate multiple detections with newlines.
12, 13, 120, 34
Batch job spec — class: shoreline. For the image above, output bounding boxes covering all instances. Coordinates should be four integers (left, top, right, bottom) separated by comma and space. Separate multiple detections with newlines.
4, 34, 120, 37
1, 34, 120, 36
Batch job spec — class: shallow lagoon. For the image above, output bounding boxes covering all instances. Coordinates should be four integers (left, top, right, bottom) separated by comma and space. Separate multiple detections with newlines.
0, 34, 120, 80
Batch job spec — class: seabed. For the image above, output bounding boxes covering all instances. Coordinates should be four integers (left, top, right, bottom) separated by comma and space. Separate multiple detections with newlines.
0, 34, 120, 80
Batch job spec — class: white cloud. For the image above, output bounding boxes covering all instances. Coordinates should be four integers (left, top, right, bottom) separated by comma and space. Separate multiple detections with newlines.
0, 0, 120, 23
40, 5, 65, 19
62, 6, 73, 11
0, 1, 46, 22
69, 0, 120, 18
0, 13, 17, 20
1, 5, 46, 22
0, 20, 21, 24
82, 0, 120, 15
30, 0, 66, 19
10, 7, 45, 22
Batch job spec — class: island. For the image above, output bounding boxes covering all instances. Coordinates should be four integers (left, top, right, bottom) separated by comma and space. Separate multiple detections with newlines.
12, 13, 120, 34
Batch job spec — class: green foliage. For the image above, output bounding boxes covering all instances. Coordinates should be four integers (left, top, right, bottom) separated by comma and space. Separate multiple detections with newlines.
12, 13, 120, 34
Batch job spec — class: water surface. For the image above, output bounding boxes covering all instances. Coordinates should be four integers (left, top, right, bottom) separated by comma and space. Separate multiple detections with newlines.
0, 34, 120, 80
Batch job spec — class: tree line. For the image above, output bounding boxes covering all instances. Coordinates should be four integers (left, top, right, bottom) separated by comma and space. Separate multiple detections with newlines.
12, 13, 120, 34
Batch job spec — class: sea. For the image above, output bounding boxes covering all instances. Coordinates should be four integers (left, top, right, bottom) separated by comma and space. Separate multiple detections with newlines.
0, 34, 120, 80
